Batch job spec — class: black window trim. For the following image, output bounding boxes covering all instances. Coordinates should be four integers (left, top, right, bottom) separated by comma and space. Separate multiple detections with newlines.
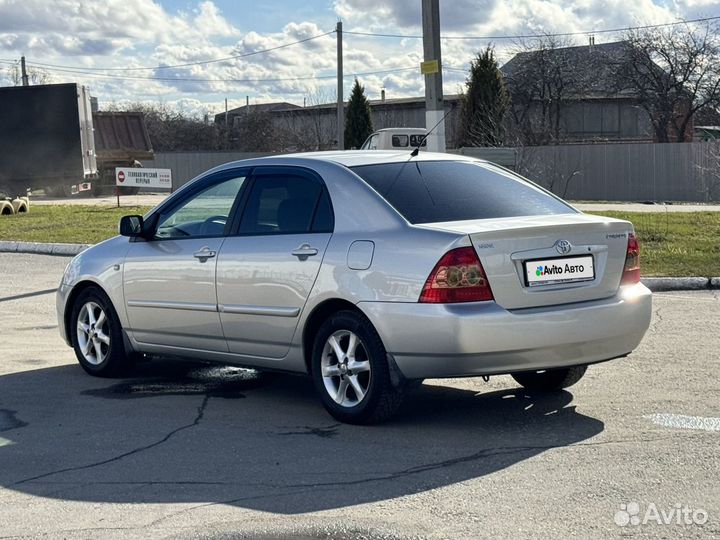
138, 167, 254, 242
228, 165, 335, 237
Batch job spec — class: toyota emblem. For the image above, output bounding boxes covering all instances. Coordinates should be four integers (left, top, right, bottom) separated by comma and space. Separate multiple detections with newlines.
555, 240, 572, 254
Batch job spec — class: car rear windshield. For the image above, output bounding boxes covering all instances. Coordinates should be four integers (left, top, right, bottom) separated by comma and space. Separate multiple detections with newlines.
350, 160, 575, 224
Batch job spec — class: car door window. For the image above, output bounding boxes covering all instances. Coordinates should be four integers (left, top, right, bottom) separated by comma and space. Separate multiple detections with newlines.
155, 175, 246, 239
239, 172, 330, 235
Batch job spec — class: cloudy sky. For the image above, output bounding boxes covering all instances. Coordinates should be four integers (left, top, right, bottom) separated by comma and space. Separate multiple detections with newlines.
0, 0, 718, 117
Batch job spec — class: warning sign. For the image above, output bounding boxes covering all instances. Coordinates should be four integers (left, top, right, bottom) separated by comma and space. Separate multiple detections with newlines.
115, 167, 172, 189
420, 59, 440, 75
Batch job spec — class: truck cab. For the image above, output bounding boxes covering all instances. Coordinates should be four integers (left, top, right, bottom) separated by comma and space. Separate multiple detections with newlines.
360, 128, 427, 151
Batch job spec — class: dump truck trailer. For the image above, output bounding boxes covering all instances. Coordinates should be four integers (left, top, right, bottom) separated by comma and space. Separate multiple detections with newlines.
91, 111, 154, 196
0, 84, 154, 198
0, 83, 97, 198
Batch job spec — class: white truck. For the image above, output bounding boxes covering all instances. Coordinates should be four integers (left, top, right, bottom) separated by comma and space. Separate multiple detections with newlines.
360, 128, 427, 151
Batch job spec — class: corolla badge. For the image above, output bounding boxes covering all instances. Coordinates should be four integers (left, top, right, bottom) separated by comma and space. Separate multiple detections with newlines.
555, 239, 572, 255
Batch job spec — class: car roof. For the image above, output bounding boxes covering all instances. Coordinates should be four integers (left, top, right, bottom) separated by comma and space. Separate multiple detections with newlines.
270, 150, 481, 168
374, 127, 426, 133
191, 151, 486, 186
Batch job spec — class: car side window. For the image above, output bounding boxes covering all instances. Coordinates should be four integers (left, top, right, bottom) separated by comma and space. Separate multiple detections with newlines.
392, 134, 409, 147
155, 175, 246, 239
410, 134, 427, 147
239, 172, 330, 235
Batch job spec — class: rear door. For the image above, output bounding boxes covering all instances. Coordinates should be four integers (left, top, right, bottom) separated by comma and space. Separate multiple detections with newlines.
123, 169, 249, 351
216, 166, 333, 358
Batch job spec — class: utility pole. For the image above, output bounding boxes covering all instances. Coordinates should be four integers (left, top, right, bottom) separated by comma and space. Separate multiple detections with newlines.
421, 0, 445, 152
336, 21, 344, 150
224, 98, 229, 149
20, 56, 29, 86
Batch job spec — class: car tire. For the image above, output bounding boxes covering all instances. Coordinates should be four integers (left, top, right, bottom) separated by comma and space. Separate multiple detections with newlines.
511, 365, 587, 391
311, 310, 404, 424
70, 286, 135, 377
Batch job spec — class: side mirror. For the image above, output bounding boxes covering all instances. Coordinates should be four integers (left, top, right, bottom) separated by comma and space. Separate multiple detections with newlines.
119, 215, 144, 237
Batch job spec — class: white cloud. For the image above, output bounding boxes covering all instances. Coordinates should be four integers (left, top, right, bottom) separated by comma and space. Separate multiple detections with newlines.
0, 0, 718, 115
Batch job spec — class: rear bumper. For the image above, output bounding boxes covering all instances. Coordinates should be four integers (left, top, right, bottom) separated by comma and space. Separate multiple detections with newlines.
359, 283, 652, 379
56, 282, 71, 346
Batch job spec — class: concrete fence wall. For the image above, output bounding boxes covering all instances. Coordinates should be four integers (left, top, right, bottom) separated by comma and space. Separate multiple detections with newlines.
142, 151, 276, 189
514, 142, 720, 202
144, 142, 720, 201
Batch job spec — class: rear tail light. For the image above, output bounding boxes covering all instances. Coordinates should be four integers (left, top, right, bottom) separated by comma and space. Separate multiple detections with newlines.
621, 232, 641, 284
419, 247, 494, 303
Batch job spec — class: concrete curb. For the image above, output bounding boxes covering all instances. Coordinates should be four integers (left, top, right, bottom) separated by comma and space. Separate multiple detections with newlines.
0, 241, 90, 256
641, 277, 713, 292
0, 241, 718, 292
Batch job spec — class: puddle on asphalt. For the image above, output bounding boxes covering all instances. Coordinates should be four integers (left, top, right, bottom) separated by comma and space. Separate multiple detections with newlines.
0, 409, 28, 432
82, 363, 271, 400
646, 413, 720, 432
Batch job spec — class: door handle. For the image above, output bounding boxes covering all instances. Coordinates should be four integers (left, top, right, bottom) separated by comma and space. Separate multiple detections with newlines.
291, 244, 318, 261
193, 247, 217, 263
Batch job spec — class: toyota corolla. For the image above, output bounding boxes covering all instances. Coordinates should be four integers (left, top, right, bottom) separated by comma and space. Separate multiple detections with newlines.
57, 151, 652, 423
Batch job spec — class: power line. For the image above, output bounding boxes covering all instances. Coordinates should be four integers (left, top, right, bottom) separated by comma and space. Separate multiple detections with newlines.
344, 15, 720, 40
10, 15, 718, 80
0, 60, 418, 84
23, 31, 334, 72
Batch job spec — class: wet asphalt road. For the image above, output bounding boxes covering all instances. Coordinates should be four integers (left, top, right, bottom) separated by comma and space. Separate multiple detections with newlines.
0, 253, 718, 540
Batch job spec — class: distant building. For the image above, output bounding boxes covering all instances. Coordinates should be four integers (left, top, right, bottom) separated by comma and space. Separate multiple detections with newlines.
501, 41, 663, 144
501, 41, 697, 144
214, 102, 301, 128
215, 95, 462, 150
216, 41, 692, 150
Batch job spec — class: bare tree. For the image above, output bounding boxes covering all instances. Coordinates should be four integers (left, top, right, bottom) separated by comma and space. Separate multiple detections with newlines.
276, 89, 337, 151
6, 63, 52, 85
105, 102, 223, 151
232, 110, 282, 152
503, 35, 580, 146
516, 145, 582, 198
619, 21, 720, 142
695, 141, 720, 201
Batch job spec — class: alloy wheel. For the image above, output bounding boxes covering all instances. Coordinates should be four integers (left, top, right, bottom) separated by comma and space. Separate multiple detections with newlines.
76, 301, 111, 366
321, 329, 372, 407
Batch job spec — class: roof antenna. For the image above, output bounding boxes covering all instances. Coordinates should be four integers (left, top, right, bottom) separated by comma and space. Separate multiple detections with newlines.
411, 102, 457, 157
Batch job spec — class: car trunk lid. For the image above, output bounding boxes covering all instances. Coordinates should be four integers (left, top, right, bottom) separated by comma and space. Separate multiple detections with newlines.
419, 213, 633, 310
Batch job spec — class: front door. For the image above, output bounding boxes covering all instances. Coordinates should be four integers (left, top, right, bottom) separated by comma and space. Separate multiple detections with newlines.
123, 171, 248, 351
216, 167, 334, 358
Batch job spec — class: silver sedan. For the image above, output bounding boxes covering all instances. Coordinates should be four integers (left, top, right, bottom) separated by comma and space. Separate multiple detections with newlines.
57, 151, 652, 423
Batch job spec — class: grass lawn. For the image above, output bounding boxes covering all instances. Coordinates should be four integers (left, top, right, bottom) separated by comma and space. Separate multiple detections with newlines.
0, 205, 718, 276
0, 205, 152, 245
591, 211, 720, 277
